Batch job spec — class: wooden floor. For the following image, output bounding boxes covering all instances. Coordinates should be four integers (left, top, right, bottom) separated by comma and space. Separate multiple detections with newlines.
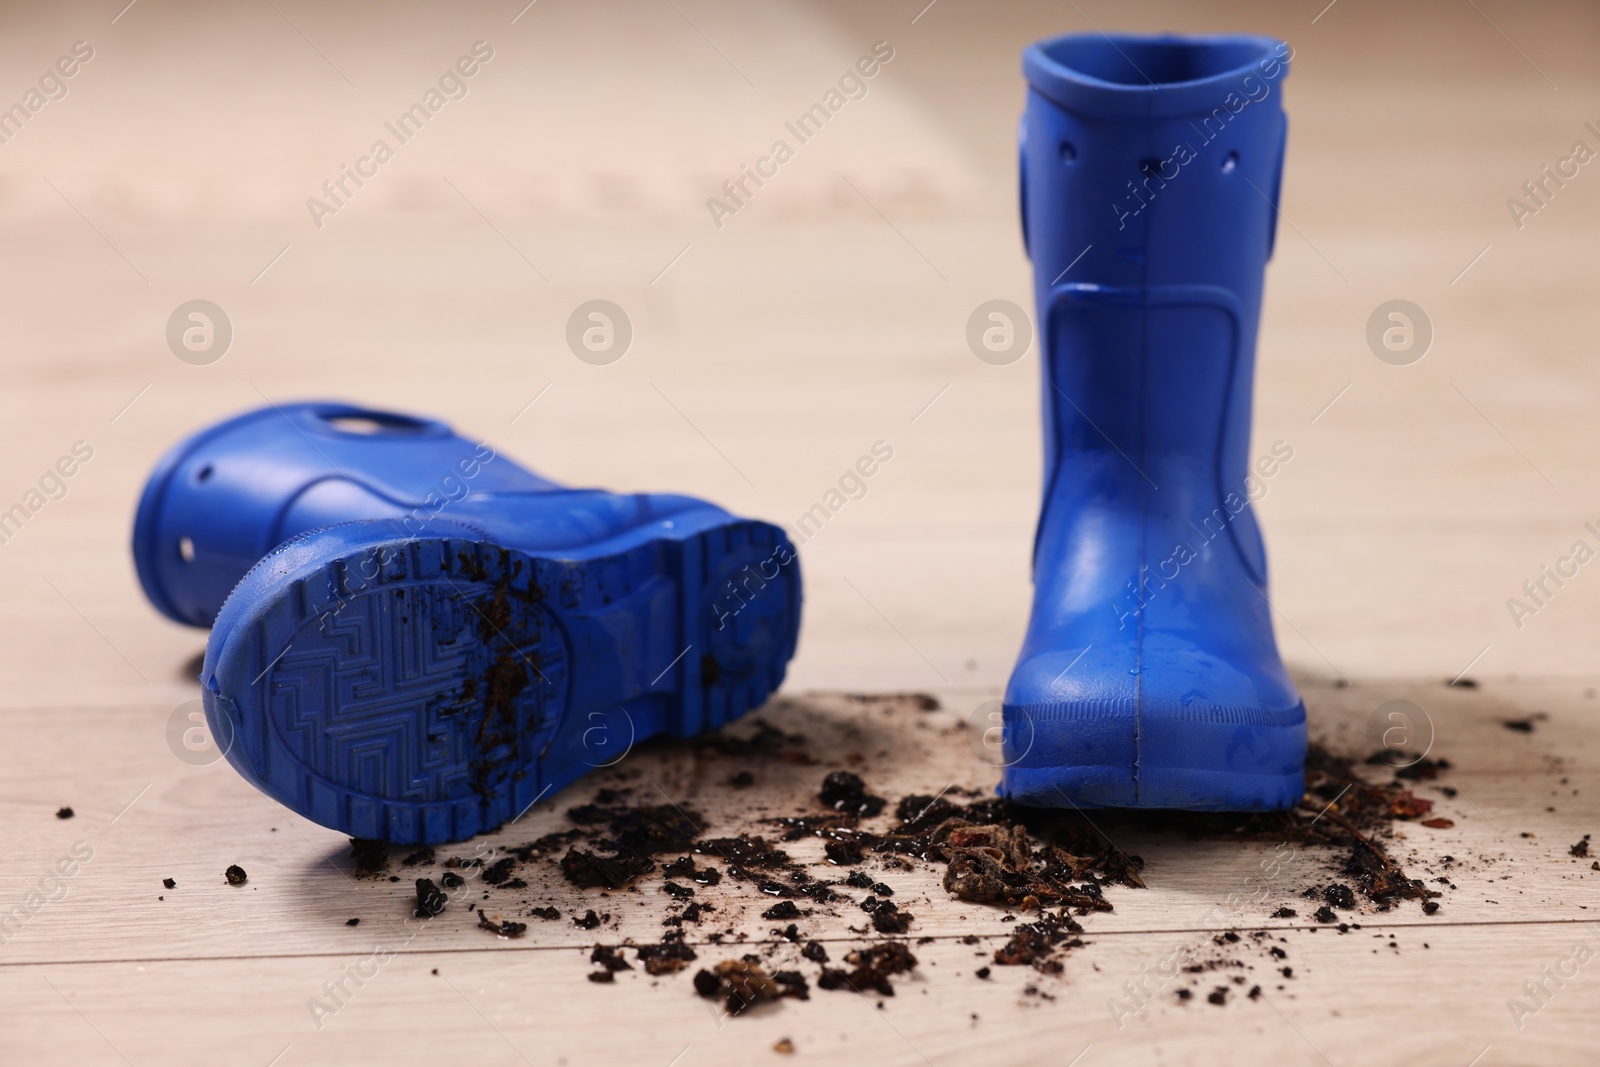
3, 0, 1599, 1063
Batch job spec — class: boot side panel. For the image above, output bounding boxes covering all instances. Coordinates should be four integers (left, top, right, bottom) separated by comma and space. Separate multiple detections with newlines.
135, 402, 553, 625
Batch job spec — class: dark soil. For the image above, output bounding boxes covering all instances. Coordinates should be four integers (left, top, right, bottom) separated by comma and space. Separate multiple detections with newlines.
477, 912, 527, 938
334, 709, 1461, 1020
636, 931, 698, 975
1322, 884, 1356, 910
693, 958, 787, 1014
224, 865, 247, 887
55, 807, 73, 819
816, 942, 918, 996
591, 944, 631, 973
824, 839, 865, 865
555, 801, 707, 890
560, 849, 654, 889
414, 878, 447, 918
481, 857, 518, 885
819, 771, 886, 817
350, 838, 389, 877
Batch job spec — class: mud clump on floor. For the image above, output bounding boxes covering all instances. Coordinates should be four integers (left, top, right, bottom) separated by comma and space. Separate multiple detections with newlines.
560, 849, 654, 889
477, 912, 527, 938
991, 912, 1086, 974
637, 931, 699, 975
224, 865, 247, 887
556, 801, 707, 889
414, 878, 447, 918
589, 944, 631, 983
1500, 713, 1546, 733
350, 838, 390, 877
819, 771, 886, 817
694, 958, 792, 1014
817, 942, 918, 996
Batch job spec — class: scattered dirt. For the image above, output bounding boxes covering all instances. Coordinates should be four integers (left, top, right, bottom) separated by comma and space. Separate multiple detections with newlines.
636, 931, 699, 975
324, 703, 1469, 1019
555, 801, 706, 890
817, 942, 918, 996
694, 958, 788, 1014
477, 912, 527, 938
590, 944, 631, 982
350, 838, 389, 877
414, 878, 447, 918
560, 849, 653, 889
224, 865, 247, 887
819, 771, 886, 817
162, 878, 176, 889
55, 807, 73, 819
1571, 835, 1591, 858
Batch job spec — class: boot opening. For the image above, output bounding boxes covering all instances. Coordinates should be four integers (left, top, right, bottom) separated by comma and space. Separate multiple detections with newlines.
1039, 35, 1275, 88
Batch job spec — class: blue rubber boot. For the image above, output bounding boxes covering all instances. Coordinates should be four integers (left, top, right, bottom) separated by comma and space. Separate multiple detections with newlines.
1003, 33, 1305, 811
134, 402, 800, 843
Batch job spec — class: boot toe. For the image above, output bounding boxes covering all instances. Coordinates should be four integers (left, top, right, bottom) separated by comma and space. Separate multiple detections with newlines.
1001, 649, 1139, 808
1000, 645, 1306, 811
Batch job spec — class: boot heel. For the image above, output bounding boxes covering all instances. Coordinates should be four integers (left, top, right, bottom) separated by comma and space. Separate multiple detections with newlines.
674, 520, 802, 737
201, 518, 799, 845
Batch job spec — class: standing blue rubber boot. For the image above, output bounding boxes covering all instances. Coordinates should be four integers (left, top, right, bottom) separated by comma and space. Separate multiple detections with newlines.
1003, 33, 1305, 811
134, 402, 800, 843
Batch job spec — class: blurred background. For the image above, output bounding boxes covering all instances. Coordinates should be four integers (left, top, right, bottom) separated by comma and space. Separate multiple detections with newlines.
1, 0, 1597, 711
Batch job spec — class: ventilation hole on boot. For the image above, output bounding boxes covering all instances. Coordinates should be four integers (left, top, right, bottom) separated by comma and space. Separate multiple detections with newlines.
178, 536, 196, 563
1058, 141, 1077, 163
321, 412, 430, 436
1221, 150, 1239, 173
194, 464, 213, 483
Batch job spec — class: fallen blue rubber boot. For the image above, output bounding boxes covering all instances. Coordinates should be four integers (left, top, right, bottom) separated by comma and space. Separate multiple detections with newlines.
134, 402, 800, 843
1003, 33, 1305, 810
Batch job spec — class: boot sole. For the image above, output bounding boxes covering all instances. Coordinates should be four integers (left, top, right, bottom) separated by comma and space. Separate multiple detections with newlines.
201, 517, 800, 844
1002, 698, 1306, 811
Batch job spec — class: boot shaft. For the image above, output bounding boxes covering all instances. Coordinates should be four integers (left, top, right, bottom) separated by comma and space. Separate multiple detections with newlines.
1021, 34, 1289, 565
132, 402, 715, 626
